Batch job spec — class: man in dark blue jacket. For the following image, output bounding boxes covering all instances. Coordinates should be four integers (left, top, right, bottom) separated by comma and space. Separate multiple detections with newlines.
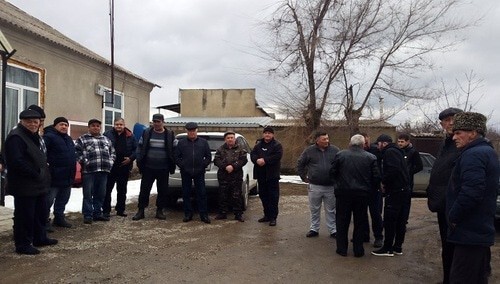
174, 122, 212, 224
44, 117, 76, 228
251, 126, 283, 226
447, 112, 499, 283
103, 118, 137, 218
371, 134, 410, 257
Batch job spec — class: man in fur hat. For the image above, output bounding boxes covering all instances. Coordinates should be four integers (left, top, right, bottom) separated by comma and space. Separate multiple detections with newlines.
447, 112, 499, 283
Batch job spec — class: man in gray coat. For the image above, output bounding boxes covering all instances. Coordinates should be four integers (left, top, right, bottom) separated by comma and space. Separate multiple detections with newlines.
297, 131, 339, 238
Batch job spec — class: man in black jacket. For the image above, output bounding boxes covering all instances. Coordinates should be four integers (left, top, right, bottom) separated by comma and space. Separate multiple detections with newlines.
426, 107, 462, 283
133, 114, 175, 221
331, 134, 380, 257
371, 134, 410, 257
251, 126, 283, 226
103, 118, 137, 218
174, 122, 212, 224
5, 109, 57, 255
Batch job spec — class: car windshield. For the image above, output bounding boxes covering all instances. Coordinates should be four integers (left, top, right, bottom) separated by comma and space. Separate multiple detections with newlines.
175, 134, 225, 152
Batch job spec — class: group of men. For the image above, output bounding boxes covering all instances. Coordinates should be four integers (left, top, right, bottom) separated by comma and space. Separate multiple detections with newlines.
296, 108, 498, 283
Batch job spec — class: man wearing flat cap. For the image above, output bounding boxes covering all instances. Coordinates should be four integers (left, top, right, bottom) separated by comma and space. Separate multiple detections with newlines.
251, 126, 283, 226
371, 134, 410, 257
75, 119, 116, 224
43, 117, 76, 229
213, 131, 248, 222
426, 107, 462, 283
133, 113, 175, 221
174, 122, 212, 223
5, 109, 57, 254
447, 112, 499, 283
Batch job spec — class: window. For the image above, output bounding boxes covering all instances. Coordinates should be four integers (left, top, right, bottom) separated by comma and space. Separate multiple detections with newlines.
103, 89, 123, 132
4, 65, 40, 138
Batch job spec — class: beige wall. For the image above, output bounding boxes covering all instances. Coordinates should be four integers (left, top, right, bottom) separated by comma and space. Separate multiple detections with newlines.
179, 89, 267, 117
3, 26, 153, 134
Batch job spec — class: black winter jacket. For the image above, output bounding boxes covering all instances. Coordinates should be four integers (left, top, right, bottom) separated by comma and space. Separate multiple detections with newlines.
251, 138, 283, 181
297, 144, 339, 186
174, 136, 211, 177
330, 145, 380, 197
380, 143, 410, 194
136, 127, 175, 174
5, 124, 50, 197
426, 135, 460, 212
104, 127, 137, 171
43, 126, 77, 188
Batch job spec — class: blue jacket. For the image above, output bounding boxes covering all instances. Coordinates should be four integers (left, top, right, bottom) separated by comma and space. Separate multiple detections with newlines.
43, 126, 77, 188
446, 137, 499, 246
174, 136, 211, 177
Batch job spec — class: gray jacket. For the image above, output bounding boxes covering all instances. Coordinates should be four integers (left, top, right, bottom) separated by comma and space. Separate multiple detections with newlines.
297, 144, 339, 186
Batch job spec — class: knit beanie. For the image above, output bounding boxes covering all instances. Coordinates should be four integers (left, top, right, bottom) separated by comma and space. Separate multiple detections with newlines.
53, 116, 69, 126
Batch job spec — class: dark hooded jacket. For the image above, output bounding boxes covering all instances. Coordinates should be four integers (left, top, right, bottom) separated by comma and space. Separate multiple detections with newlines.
43, 126, 77, 188
380, 143, 410, 194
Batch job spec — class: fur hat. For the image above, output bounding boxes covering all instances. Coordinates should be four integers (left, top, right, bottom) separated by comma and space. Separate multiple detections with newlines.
452, 112, 487, 135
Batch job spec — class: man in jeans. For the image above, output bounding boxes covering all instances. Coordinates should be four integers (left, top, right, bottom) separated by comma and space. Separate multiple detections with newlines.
75, 119, 115, 224
297, 131, 339, 238
43, 117, 76, 228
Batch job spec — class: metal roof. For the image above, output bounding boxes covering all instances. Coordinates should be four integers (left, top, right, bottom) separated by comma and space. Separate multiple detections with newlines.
163, 116, 274, 128
0, 0, 156, 86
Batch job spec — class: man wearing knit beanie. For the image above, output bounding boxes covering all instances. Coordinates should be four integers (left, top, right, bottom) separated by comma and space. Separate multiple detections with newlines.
447, 111, 499, 283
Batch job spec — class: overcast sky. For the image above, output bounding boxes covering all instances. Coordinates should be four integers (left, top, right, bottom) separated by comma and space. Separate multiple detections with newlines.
6, 0, 500, 129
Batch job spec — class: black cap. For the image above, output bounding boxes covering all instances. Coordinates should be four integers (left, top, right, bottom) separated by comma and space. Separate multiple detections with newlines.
53, 117, 69, 126
263, 126, 274, 133
185, 122, 198, 130
28, 104, 46, 118
438, 107, 463, 120
88, 118, 102, 126
19, 109, 42, 119
375, 134, 392, 143
152, 113, 164, 121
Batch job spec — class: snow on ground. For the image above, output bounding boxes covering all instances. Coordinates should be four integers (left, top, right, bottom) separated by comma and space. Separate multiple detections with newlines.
4, 175, 304, 213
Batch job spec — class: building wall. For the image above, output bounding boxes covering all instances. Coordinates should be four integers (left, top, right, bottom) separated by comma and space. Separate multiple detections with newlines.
2, 25, 153, 137
179, 89, 267, 117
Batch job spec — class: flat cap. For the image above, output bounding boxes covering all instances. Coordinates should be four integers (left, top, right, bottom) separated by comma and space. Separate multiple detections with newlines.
263, 126, 274, 133
152, 113, 164, 121
28, 104, 46, 118
375, 134, 392, 143
438, 107, 463, 120
88, 118, 102, 126
19, 109, 42, 119
185, 122, 198, 130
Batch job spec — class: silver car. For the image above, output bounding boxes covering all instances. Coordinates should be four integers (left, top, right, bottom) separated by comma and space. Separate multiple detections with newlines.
412, 152, 436, 194
169, 132, 258, 209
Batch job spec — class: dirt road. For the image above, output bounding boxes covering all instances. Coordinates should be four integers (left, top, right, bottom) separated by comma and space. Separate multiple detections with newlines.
0, 183, 498, 283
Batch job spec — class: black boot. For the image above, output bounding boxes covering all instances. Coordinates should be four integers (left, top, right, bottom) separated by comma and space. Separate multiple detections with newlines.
53, 215, 72, 228
132, 208, 145, 221
155, 208, 166, 220
234, 213, 244, 222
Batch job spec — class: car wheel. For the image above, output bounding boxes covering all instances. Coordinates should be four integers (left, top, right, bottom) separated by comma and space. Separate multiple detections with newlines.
242, 177, 250, 211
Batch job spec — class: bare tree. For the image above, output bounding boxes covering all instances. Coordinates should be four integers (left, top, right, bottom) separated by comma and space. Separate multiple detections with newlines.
264, 0, 475, 136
